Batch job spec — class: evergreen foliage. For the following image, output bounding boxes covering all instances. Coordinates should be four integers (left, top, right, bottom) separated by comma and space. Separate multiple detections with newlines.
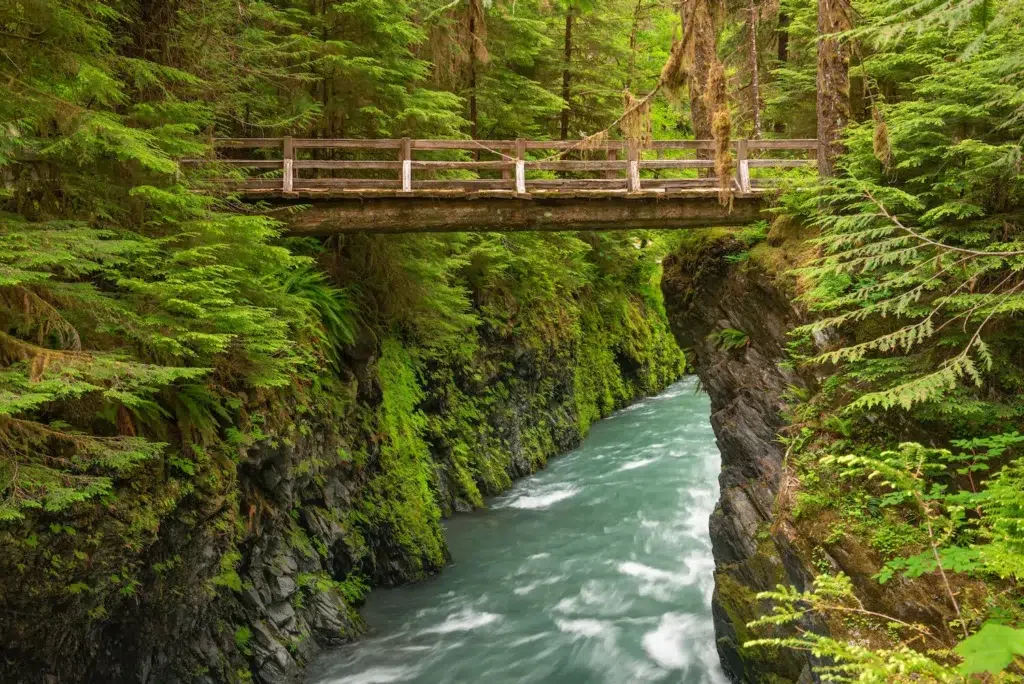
0, 1, 688, 678
740, 0, 1024, 678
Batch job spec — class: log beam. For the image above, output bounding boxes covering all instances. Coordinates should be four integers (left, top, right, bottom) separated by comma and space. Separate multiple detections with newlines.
274, 191, 766, 235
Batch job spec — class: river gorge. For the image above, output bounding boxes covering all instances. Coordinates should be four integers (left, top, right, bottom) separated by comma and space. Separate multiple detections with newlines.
306, 379, 726, 684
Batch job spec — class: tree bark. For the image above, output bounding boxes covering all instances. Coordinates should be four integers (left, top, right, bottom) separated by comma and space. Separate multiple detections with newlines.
816, 0, 851, 176
469, 13, 478, 139
748, 0, 761, 139
777, 11, 789, 64
561, 9, 573, 140
680, 0, 717, 143
772, 11, 789, 134
626, 0, 645, 90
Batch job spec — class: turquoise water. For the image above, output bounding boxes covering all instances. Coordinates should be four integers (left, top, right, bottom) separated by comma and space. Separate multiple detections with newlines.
307, 378, 726, 684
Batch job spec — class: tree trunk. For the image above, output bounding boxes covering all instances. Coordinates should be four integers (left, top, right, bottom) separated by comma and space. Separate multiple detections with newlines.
748, 0, 761, 139
561, 9, 574, 140
626, 0, 645, 90
816, 0, 851, 176
777, 11, 789, 64
680, 0, 716, 143
320, 0, 329, 137
469, 13, 478, 139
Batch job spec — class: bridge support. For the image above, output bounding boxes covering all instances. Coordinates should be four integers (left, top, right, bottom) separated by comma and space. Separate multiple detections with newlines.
280, 191, 766, 235
282, 136, 293, 193
400, 138, 412, 192
627, 140, 641, 193
515, 138, 527, 194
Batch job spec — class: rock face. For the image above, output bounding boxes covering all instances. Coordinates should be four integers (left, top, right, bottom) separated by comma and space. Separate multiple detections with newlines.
661, 236, 818, 683
0, 301, 680, 684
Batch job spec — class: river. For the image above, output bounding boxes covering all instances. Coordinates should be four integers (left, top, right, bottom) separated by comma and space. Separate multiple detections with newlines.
306, 378, 726, 684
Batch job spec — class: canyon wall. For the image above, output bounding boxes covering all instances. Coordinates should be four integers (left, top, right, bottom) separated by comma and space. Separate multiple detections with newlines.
0, 274, 681, 684
661, 232, 819, 683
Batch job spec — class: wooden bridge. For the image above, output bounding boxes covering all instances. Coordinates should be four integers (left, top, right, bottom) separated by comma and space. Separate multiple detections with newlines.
193, 137, 818, 234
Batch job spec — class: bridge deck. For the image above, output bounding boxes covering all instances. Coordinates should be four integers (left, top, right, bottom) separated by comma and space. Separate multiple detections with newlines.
191, 137, 817, 233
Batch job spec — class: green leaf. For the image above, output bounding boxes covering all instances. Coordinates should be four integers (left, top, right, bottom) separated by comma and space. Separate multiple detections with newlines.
955, 623, 1024, 675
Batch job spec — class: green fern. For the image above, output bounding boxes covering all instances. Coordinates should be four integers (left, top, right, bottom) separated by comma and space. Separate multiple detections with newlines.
707, 327, 750, 351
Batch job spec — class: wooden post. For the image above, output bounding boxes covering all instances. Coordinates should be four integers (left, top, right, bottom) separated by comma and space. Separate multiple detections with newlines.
735, 138, 750, 193
515, 138, 527, 194
502, 146, 512, 182
401, 137, 412, 192
282, 136, 294, 193
627, 139, 640, 193
605, 147, 617, 180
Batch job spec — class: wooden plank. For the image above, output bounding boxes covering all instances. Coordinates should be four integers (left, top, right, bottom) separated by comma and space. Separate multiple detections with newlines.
528, 160, 627, 171
183, 159, 283, 168
524, 140, 585, 150
283, 192, 767, 234
282, 178, 735, 192
639, 159, 714, 170
293, 160, 403, 170
527, 179, 627, 189
523, 140, 627, 151
746, 139, 818, 150
214, 138, 283, 148
293, 179, 512, 190
408, 179, 513, 190
410, 160, 514, 170
292, 139, 403, 149
529, 189, 630, 196
411, 139, 516, 151
746, 159, 815, 168
294, 179, 403, 189
213, 138, 817, 155
651, 140, 717, 150
644, 178, 719, 188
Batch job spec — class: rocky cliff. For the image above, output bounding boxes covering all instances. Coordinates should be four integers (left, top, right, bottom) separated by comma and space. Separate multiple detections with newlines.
0, 285, 682, 684
661, 232, 819, 683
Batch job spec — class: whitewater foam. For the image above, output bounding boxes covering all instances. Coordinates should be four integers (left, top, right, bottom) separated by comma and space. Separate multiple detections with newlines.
615, 456, 659, 472
554, 618, 613, 640
503, 486, 580, 510
616, 559, 712, 602
422, 608, 501, 634
642, 613, 699, 670
327, 666, 417, 684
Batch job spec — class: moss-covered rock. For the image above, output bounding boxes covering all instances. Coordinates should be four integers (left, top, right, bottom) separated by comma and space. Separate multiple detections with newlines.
661, 228, 818, 683
0, 234, 684, 683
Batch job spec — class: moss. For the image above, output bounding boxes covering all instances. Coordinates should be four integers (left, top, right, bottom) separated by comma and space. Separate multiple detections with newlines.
714, 532, 806, 684
1, 228, 689, 679
715, 571, 761, 648
361, 338, 447, 577
234, 626, 253, 654
749, 217, 819, 284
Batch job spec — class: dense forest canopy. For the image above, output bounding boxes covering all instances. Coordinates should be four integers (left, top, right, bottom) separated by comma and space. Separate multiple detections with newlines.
2, 0, 1024, 681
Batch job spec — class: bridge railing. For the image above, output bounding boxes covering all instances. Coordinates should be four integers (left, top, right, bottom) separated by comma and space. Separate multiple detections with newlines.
188, 138, 818, 195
